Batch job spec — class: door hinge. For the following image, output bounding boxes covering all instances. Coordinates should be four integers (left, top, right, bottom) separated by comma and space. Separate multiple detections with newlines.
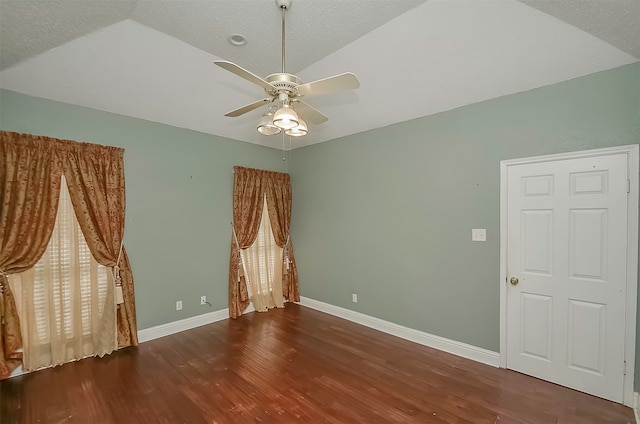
624, 360, 627, 375
628, 179, 631, 194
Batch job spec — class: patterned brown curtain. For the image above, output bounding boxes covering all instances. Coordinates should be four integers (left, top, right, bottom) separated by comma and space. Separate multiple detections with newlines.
0, 133, 63, 379
62, 142, 138, 347
228, 166, 300, 318
265, 172, 300, 302
228, 167, 266, 318
0, 131, 138, 379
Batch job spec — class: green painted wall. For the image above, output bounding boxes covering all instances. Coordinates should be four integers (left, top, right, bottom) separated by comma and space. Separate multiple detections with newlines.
0, 89, 286, 330
289, 62, 639, 379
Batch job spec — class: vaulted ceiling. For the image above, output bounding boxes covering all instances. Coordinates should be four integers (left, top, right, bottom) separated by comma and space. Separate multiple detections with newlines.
1, 0, 638, 149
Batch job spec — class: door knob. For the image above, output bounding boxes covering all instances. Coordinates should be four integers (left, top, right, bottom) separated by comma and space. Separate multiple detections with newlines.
510, 277, 519, 286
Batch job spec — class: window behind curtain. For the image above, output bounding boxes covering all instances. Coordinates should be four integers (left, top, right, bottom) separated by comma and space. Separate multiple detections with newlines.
241, 197, 284, 311
9, 176, 117, 371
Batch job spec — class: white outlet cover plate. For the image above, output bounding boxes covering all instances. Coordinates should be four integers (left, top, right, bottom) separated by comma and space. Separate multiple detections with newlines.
472, 228, 487, 242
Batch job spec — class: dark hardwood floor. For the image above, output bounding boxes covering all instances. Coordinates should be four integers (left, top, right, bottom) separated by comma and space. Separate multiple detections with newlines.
0, 304, 635, 423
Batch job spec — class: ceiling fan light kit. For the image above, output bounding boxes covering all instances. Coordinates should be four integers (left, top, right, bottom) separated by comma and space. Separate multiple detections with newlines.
257, 107, 282, 135
213, 0, 360, 138
273, 103, 299, 129
285, 117, 308, 137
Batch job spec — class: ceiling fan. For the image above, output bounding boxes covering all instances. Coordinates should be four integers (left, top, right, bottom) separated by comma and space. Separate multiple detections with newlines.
214, 0, 360, 137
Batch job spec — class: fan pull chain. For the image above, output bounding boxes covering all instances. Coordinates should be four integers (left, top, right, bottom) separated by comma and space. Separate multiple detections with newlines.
289, 134, 292, 171
281, 131, 291, 173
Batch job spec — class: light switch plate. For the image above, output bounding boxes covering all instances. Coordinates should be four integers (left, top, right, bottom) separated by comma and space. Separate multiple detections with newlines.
472, 228, 487, 241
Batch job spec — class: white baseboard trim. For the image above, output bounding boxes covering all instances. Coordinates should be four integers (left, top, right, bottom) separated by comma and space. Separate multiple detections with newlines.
299, 296, 500, 368
137, 304, 255, 343
139, 298, 499, 367
634, 392, 640, 423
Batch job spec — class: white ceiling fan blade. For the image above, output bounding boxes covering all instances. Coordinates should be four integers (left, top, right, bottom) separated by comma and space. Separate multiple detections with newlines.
294, 100, 328, 124
294, 73, 360, 97
224, 98, 273, 117
214, 60, 276, 92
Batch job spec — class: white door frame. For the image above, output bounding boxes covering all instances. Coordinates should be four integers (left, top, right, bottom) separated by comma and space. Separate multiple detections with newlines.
499, 144, 639, 406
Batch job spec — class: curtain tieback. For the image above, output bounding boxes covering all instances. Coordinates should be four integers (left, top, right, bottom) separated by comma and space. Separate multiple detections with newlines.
113, 241, 125, 305
237, 261, 244, 281
0, 269, 7, 324
231, 222, 247, 283
113, 266, 124, 305
0, 268, 8, 293
283, 235, 291, 272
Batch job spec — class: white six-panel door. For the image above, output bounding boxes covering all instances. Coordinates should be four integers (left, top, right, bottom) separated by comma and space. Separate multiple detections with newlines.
505, 152, 629, 402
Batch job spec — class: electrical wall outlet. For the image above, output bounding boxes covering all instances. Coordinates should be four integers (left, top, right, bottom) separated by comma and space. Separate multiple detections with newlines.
176, 300, 182, 311
472, 228, 487, 242
352, 293, 358, 303
200, 296, 207, 305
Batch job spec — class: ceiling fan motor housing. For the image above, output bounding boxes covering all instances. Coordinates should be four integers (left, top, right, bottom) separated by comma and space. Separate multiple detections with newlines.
265, 73, 303, 97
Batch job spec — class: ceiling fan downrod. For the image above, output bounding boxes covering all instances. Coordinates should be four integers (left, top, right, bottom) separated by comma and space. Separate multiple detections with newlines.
277, 0, 291, 74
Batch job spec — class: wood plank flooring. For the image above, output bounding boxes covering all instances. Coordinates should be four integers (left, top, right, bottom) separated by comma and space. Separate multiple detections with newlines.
0, 304, 634, 423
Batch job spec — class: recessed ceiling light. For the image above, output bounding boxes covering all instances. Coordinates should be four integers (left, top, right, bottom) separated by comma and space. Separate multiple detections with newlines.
228, 34, 247, 46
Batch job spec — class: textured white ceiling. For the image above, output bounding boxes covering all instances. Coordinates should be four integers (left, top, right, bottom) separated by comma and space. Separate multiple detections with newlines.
0, 0, 638, 149
521, 0, 640, 59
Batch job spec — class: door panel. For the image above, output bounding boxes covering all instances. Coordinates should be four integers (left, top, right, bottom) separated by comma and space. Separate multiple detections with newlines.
520, 293, 552, 361
521, 210, 553, 274
506, 153, 628, 402
567, 299, 605, 375
569, 209, 607, 281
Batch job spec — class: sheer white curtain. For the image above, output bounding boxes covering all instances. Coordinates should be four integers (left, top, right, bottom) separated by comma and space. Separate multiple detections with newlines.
241, 197, 284, 312
8, 176, 117, 371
